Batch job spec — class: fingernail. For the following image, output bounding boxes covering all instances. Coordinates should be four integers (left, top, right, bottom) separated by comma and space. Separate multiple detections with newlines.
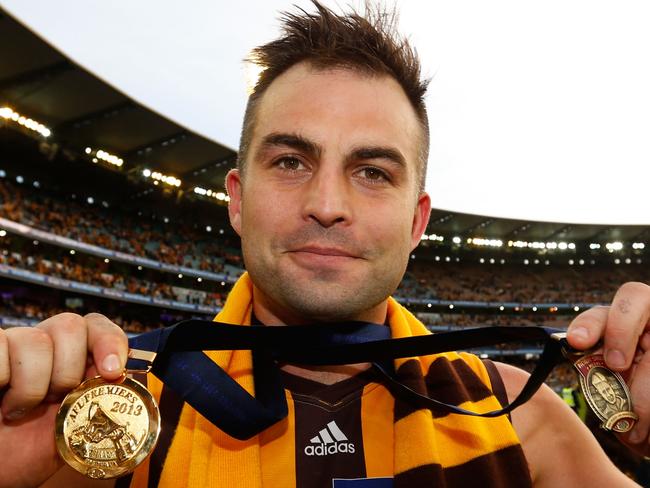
606, 349, 626, 369
102, 354, 120, 373
6, 408, 26, 421
570, 327, 589, 341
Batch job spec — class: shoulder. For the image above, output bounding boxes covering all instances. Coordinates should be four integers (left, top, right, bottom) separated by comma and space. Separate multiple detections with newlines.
493, 362, 638, 487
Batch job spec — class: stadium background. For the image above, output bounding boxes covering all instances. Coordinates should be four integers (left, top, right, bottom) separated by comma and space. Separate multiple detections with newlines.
1, 6, 649, 484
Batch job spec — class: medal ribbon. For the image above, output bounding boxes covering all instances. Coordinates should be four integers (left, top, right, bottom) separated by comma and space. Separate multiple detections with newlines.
128, 321, 569, 440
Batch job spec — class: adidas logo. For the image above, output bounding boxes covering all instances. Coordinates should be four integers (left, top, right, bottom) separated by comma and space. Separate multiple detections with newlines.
304, 421, 356, 456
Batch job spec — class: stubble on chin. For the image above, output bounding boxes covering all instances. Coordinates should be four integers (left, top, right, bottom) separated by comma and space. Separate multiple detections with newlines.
248, 253, 402, 323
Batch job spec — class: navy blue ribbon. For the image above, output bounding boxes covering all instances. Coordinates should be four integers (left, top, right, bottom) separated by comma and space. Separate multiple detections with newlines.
128, 321, 566, 440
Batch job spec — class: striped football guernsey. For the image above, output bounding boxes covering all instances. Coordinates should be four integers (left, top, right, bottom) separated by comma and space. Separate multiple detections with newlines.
123, 273, 532, 488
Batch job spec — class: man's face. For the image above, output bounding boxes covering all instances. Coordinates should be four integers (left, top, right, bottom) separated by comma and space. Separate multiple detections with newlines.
227, 63, 430, 324
594, 379, 617, 404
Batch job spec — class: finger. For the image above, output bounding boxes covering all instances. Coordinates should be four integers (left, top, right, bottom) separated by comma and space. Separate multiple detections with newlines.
37, 313, 88, 396
621, 351, 650, 446
1, 327, 53, 420
603, 282, 650, 371
0, 329, 8, 388
566, 306, 609, 350
85, 313, 128, 380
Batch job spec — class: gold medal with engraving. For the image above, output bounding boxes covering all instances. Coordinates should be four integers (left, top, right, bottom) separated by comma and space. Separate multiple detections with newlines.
55, 350, 160, 479
573, 354, 638, 432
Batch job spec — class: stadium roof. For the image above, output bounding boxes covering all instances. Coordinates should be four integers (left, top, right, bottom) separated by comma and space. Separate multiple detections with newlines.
1, 7, 648, 247
426, 209, 649, 245
0, 10, 236, 194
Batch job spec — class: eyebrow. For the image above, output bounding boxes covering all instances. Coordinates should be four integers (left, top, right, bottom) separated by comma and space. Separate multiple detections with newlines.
349, 146, 406, 168
259, 132, 322, 159
258, 132, 406, 168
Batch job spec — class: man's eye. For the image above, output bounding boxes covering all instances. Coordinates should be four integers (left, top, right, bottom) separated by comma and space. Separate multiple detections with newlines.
359, 167, 388, 182
276, 157, 304, 171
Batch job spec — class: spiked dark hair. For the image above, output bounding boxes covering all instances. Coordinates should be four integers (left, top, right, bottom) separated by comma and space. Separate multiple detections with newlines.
238, 1, 430, 191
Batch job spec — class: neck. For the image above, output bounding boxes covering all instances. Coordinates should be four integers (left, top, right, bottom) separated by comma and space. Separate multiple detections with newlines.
251, 284, 389, 326
251, 285, 389, 384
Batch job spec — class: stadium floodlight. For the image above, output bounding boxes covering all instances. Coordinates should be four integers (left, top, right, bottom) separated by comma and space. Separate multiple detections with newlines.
192, 186, 230, 203
606, 241, 624, 251
452, 236, 461, 244
633, 242, 646, 249
469, 237, 502, 247
92, 148, 124, 167
589, 243, 601, 249
143, 170, 181, 187
0, 106, 51, 137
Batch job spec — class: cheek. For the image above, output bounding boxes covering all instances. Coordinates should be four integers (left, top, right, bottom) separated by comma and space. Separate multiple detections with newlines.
363, 204, 414, 253
241, 186, 291, 240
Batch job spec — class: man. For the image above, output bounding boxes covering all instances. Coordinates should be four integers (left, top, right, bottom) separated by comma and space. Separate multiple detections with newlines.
1, 2, 650, 487
591, 370, 629, 417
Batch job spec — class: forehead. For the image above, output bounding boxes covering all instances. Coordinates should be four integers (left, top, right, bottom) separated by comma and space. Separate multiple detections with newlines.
251, 63, 421, 164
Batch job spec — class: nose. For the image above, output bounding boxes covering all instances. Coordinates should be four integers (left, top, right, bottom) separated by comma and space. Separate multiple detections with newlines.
302, 165, 351, 228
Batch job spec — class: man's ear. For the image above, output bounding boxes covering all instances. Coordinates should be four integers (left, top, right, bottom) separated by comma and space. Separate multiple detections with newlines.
410, 191, 431, 251
225, 169, 243, 236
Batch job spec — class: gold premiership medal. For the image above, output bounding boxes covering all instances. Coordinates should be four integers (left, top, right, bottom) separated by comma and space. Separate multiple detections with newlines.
55, 360, 160, 479
572, 354, 638, 433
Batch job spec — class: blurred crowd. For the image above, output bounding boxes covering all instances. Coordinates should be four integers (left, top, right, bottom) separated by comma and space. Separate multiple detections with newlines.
0, 300, 156, 334
0, 249, 226, 308
399, 261, 650, 304
418, 312, 568, 328
0, 179, 243, 274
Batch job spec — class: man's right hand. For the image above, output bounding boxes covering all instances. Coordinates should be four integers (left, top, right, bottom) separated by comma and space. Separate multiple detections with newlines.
0, 313, 129, 488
